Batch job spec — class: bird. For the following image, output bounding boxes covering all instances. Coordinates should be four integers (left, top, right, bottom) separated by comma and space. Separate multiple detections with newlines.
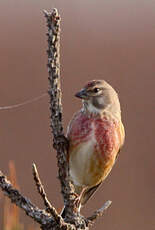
62, 79, 125, 216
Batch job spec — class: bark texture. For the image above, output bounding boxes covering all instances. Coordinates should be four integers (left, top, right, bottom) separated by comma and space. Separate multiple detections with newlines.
0, 8, 111, 230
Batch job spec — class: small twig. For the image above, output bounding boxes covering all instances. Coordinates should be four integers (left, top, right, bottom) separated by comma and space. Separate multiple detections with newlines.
0, 170, 76, 230
32, 163, 62, 224
0, 170, 52, 226
87, 200, 112, 223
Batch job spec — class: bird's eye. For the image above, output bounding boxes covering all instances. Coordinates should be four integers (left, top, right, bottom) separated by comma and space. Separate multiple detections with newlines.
93, 88, 100, 93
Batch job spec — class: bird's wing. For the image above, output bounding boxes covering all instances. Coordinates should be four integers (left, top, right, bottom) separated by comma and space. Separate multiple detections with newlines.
79, 121, 125, 206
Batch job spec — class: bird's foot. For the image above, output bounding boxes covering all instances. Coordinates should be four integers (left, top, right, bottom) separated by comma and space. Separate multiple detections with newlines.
73, 188, 86, 211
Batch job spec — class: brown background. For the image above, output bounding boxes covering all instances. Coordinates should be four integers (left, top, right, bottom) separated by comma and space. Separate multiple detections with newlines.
0, 0, 154, 229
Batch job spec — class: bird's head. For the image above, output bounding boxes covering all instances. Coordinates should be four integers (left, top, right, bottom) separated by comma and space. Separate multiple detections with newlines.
75, 80, 121, 118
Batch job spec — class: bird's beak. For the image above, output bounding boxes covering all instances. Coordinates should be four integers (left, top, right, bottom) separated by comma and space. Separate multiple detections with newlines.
75, 88, 88, 99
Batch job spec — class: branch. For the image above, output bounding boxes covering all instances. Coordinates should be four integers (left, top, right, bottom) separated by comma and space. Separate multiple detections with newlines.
43, 9, 111, 228
32, 163, 61, 224
0, 170, 76, 229
87, 200, 112, 224
43, 8, 76, 217
0, 8, 112, 230
0, 171, 52, 226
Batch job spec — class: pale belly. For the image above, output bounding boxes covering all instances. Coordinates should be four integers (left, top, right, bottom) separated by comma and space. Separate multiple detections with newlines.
69, 138, 115, 187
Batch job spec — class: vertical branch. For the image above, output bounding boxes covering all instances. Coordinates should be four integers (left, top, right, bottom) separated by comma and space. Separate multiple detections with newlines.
0, 7, 112, 230
44, 8, 63, 137
43, 9, 76, 217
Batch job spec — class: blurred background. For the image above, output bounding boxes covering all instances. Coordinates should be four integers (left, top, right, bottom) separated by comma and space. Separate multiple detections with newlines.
0, 0, 154, 229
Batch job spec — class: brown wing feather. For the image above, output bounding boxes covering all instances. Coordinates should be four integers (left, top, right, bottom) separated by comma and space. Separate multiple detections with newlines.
80, 145, 123, 206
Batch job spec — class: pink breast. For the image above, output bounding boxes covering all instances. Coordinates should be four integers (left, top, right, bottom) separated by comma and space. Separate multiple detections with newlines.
68, 113, 93, 144
68, 113, 119, 158
94, 118, 118, 158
